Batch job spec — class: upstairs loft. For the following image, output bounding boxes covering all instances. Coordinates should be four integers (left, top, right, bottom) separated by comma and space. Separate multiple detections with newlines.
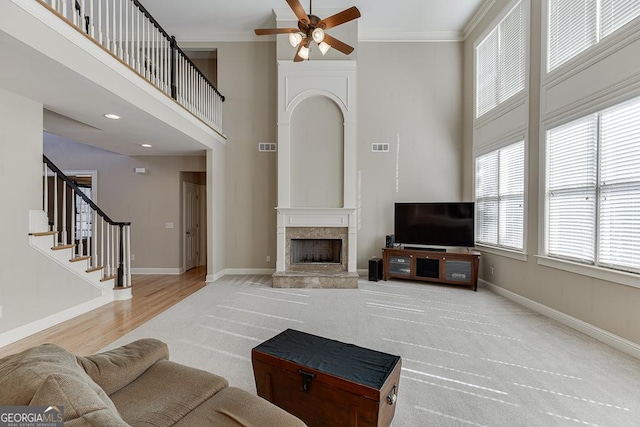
0, 0, 226, 155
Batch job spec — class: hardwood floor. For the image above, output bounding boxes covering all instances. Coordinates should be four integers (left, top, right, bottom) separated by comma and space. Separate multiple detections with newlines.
0, 266, 207, 358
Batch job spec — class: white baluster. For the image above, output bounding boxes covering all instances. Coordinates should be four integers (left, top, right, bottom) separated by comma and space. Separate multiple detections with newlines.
43, 164, 49, 218
105, 223, 111, 276
53, 173, 58, 235
126, 225, 131, 286
62, 183, 67, 245
78, 197, 84, 258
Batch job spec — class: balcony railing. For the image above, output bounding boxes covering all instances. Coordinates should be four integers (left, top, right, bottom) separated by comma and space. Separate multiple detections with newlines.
37, 0, 224, 131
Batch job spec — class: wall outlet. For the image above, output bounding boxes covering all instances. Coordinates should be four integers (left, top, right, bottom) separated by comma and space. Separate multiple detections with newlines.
165, 222, 174, 229
266, 255, 271, 262
0, 305, 3, 318
490, 266, 494, 275
130, 254, 135, 261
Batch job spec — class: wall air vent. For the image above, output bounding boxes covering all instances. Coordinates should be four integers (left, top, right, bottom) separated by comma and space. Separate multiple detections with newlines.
371, 143, 390, 152
259, 142, 277, 152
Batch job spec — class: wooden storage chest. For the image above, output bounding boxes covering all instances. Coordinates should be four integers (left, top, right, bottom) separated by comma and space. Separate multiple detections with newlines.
252, 329, 401, 427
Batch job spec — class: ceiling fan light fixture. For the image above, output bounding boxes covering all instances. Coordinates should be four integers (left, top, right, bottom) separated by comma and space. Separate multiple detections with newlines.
318, 41, 331, 55
312, 27, 325, 43
288, 32, 303, 47
298, 45, 310, 59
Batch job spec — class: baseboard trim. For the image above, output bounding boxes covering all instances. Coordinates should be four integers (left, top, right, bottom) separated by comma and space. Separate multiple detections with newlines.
480, 279, 640, 359
130, 268, 185, 275
0, 294, 112, 349
357, 269, 367, 277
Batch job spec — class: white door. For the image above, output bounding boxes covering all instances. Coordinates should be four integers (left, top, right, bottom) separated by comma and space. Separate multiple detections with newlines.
183, 182, 200, 271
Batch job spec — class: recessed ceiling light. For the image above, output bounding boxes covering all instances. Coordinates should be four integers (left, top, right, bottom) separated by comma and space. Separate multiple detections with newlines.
104, 113, 120, 120
141, 143, 152, 148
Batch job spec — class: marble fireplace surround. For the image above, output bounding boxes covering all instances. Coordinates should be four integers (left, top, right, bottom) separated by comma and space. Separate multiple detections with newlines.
273, 209, 358, 288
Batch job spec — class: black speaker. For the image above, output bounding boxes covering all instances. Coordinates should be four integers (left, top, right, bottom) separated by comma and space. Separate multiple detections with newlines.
369, 258, 383, 282
385, 234, 395, 248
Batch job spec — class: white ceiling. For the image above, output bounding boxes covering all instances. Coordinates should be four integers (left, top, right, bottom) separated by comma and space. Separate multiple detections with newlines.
142, 0, 488, 42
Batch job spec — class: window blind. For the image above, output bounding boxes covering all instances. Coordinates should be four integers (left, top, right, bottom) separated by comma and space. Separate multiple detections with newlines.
548, 0, 640, 72
476, 29, 499, 117
476, 0, 526, 118
476, 151, 499, 244
499, 142, 525, 249
600, 0, 640, 38
499, 1, 526, 104
475, 140, 525, 250
546, 115, 598, 263
598, 98, 640, 272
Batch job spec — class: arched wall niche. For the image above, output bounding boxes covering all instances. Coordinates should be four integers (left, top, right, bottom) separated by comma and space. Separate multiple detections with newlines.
290, 95, 344, 208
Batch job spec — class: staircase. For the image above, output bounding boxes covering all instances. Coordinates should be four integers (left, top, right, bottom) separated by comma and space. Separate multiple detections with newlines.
28, 156, 132, 301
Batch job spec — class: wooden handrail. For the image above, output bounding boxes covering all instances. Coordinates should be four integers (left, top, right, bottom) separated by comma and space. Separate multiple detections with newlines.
43, 155, 130, 227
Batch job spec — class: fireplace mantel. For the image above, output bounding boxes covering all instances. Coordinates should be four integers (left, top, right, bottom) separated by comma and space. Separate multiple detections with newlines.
276, 208, 355, 228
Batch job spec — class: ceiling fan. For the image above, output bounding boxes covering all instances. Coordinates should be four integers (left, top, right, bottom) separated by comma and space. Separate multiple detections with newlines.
255, 0, 361, 62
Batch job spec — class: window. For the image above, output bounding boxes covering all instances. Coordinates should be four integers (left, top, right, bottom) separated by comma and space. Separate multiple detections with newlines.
548, 0, 640, 72
476, 0, 527, 118
476, 140, 525, 250
75, 186, 93, 239
545, 96, 640, 273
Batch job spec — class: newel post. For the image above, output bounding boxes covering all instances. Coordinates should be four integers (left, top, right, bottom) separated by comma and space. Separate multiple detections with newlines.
170, 35, 178, 100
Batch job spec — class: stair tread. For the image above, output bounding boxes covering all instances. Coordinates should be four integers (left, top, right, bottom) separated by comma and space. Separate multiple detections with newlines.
101, 275, 117, 282
29, 231, 57, 237
70, 256, 91, 262
86, 266, 104, 273
52, 244, 75, 251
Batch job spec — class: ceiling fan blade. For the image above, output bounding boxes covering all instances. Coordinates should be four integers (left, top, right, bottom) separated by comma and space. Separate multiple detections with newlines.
319, 6, 361, 30
322, 33, 355, 55
255, 28, 299, 36
287, 0, 310, 24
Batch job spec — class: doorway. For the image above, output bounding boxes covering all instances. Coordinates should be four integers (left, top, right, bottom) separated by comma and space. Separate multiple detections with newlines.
182, 179, 206, 271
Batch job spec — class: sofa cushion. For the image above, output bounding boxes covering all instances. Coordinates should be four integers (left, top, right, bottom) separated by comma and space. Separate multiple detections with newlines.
77, 338, 169, 395
173, 387, 307, 427
110, 359, 228, 427
30, 373, 130, 427
0, 343, 114, 409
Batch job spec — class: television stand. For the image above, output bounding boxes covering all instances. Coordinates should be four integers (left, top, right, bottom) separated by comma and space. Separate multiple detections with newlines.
382, 247, 480, 291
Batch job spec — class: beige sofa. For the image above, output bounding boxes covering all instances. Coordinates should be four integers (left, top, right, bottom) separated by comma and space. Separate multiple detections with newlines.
0, 338, 306, 426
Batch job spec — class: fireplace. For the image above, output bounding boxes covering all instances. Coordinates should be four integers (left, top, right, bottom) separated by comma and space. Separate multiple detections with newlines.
291, 239, 342, 264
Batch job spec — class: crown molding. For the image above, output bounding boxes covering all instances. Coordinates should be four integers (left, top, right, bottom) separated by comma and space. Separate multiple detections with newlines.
463, 0, 496, 40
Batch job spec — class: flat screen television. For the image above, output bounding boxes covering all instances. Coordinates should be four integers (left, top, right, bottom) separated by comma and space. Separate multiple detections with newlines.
394, 202, 475, 248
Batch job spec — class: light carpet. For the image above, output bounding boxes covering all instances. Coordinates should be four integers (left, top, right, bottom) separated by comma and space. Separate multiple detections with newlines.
105, 275, 640, 427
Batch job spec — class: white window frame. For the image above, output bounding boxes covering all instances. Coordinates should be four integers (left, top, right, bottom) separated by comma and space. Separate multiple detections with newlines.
544, 0, 640, 76
539, 97, 640, 288
474, 135, 528, 259
474, 0, 528, 120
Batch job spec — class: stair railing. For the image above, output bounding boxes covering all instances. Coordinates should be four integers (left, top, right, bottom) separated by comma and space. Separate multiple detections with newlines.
37, 0, 225, 132
43, 155, 131, 288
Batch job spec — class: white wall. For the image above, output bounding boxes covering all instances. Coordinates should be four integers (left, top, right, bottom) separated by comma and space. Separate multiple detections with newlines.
356, 42, 465, 266
463, 0, 640, 347
291, 96, 344, 208
214, 42, 278, 270
0, 88, 102, 341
